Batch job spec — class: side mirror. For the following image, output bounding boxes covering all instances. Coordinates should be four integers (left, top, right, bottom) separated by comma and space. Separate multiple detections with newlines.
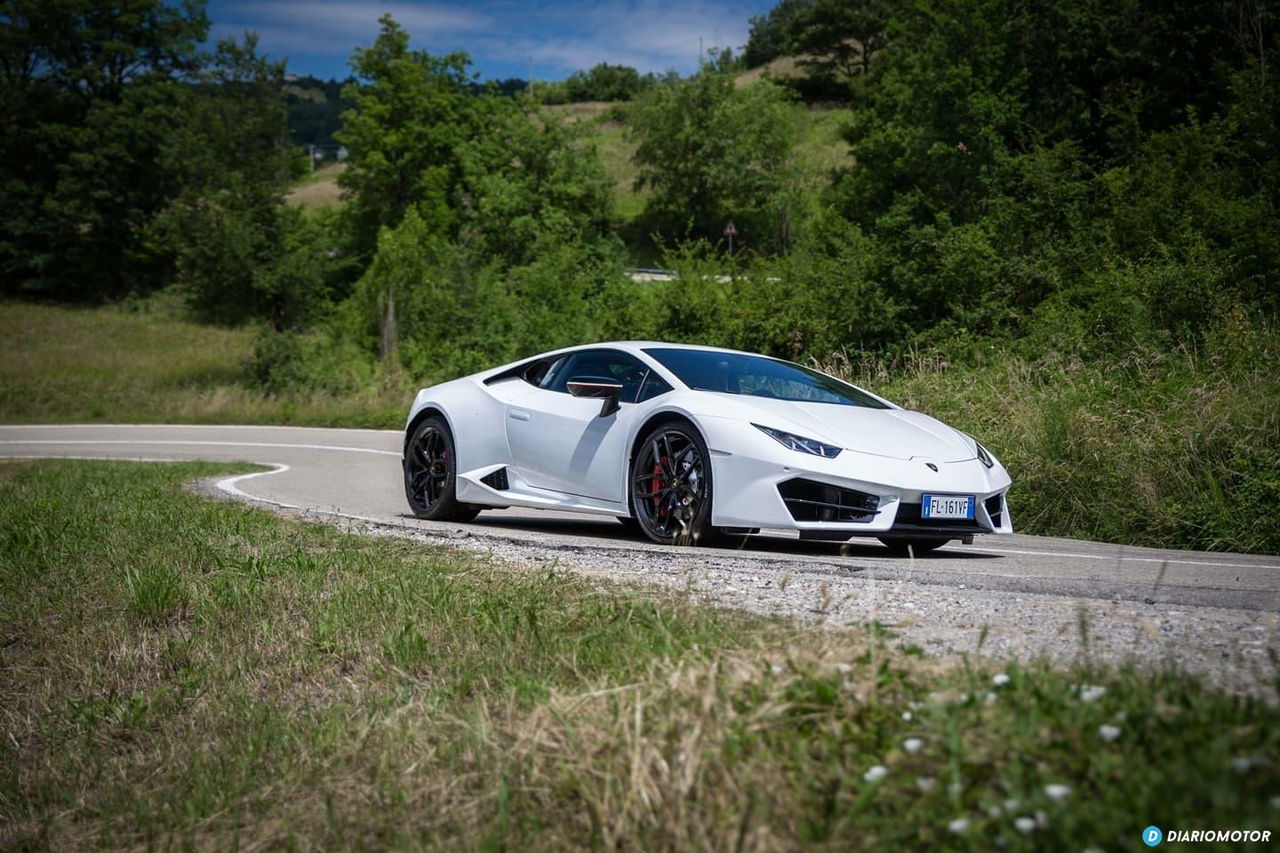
567, 376, 624, 417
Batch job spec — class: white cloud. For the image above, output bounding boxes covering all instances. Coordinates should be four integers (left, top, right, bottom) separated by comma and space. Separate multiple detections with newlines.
214, 1, 492, 57
210, 0, 757, 78
480, 0, 752, 77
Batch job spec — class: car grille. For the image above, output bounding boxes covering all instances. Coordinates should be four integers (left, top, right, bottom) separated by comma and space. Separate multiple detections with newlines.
777, 478, 879, 523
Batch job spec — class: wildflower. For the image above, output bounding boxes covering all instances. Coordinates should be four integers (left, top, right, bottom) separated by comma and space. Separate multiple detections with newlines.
983, 691, 998, 706
1098, 724, 1121, 742
835, 662, 853, 674
901, 710, 913, 722
987, 805, 1003, 818
916, 777, 936, 793
948, 818, 969, 835
1044, 784, 1071, 802
1004, 798, 1020, 812
770, 664, 784, 676
992, 673, 1011, 687
1015, 816, 1036, 834
1078, 685, 1106, 703
864, 765, 888, 783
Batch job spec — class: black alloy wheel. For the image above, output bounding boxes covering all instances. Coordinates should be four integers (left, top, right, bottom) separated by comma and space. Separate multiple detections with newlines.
630, 423, 716, 545
404, 416, 481, 522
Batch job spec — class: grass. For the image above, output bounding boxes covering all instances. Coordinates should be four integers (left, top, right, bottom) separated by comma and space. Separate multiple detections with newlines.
1, 459, 1277, 848
0, 301, 408, 427
285, 161, 347, 210
819, 312, 1280, 555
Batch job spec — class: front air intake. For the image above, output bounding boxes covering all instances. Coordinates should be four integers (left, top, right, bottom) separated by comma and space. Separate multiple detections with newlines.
777, 478, 879, 523
984, 494, 1004, 527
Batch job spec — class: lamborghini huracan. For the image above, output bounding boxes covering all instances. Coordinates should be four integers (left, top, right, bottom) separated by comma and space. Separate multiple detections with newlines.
403, 343, 1012, 552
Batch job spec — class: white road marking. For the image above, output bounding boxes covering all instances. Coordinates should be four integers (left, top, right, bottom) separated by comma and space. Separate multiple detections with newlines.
4, 438, 1277, 572
216, 463, 295, 506
977, 545, 1280, 571
0, 423, 399, 434
0, 440, 399, 456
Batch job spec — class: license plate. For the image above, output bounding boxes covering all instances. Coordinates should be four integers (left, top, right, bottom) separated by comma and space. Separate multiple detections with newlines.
921, 494, 975, 520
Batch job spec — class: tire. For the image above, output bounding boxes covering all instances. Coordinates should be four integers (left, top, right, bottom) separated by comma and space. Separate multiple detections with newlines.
404, 415, 481, 522
877, 537, 947, 556
630, 421, 717, 546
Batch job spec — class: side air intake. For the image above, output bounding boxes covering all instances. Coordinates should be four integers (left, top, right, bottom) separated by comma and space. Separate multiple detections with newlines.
479, 468, 509, 490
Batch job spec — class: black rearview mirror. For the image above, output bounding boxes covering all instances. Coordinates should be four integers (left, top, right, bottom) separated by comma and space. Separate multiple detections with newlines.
567, 376, 624, 417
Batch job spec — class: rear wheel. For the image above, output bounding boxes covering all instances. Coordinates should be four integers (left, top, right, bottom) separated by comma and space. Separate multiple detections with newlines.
630, 422, 716, 546
404, 416, 481, 522
877, 537, 947, 556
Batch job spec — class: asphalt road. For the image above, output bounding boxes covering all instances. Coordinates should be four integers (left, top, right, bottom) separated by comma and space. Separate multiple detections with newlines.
3, 423, 1278, 613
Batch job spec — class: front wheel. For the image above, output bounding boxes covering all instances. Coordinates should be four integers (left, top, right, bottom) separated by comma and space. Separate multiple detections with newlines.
630, 422, 717, 546
404, 415, 481, 522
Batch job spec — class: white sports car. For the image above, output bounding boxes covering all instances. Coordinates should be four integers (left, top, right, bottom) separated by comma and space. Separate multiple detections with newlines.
403, 342, 1012, 553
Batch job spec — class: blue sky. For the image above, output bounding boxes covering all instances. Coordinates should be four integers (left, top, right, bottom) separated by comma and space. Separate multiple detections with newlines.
206, 1, 777, 82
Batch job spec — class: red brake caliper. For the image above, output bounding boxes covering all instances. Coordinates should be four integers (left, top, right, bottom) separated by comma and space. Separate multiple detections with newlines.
652, 458, 668, 519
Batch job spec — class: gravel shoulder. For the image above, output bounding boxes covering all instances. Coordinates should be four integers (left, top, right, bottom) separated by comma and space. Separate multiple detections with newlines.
196, 477, 1279, 698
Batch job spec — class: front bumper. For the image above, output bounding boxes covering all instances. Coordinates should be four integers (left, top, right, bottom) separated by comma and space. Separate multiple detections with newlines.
703, 419, 1013, 539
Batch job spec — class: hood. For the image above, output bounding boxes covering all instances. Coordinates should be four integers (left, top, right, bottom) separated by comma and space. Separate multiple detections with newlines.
719, 396, 976, 462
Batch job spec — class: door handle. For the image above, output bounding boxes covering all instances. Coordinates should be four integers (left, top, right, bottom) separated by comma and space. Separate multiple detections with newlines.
509, 409, 531, 422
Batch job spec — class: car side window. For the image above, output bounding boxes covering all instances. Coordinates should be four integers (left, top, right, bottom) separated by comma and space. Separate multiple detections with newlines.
522, 357, 557, 386
636, 372, 673, 402
539, 349, 650, 403
534, 355, 570, 389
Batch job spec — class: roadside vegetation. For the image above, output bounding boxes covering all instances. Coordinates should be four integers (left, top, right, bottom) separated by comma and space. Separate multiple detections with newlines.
2, 460, 1277, 848
0, 301, 405, 428
2, 0, 1277, 555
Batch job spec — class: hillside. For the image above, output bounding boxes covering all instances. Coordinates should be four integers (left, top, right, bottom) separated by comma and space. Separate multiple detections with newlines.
286, 94, 855, 239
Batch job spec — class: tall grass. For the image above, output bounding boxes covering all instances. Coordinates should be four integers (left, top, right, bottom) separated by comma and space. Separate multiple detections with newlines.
819, 312, 1280, 554
1, 460, 1277, 848
0, 301, 409, 427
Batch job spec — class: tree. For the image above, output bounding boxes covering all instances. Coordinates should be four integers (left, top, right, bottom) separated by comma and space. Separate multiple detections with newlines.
459, 100, 614, 265
0, 0, 209, 298
564, 63, 648, 102
155, 34, 304, 327
336, 15, 491, 253
743, 0, 813, 68
629, 70, 799, 250
792, 0, 895, 79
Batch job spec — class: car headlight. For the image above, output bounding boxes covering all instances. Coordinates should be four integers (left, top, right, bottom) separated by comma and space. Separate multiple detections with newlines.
959, 431, 996, 468
752, 423, 842, 459
977, 442, 996, 468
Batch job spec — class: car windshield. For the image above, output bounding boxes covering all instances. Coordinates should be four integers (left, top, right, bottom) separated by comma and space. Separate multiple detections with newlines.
644, 348, 890, 409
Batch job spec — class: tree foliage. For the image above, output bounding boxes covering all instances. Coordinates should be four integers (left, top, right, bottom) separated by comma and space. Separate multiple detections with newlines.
336, 15, 489, 254
0, 0, 210, 298
629, 70, 800, 249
